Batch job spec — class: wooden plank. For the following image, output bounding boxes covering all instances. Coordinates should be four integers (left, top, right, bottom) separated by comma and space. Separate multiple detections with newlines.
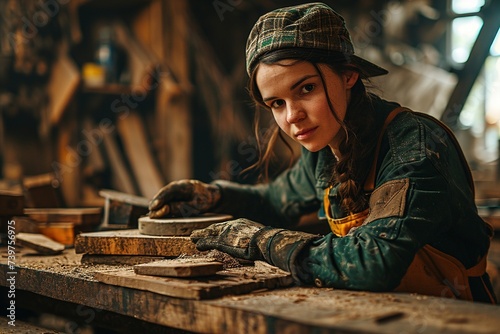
47, 42, 80, 126
112, 20, 156, 89
134, 258, 224, 277
138, 213, 233, 236
96, 261, 292, 300
24, 208, 102, 226
16, 233, 65, 255
74, 229, 198, 256
156, 0, 192, 181
102, 130, 137, 195
56, 117, 81, 208
117, 112, 164, 199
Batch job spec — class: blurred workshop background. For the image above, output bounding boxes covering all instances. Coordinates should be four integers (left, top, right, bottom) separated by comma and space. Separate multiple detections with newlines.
0, 0, 499, 207
1, 1, 500, 332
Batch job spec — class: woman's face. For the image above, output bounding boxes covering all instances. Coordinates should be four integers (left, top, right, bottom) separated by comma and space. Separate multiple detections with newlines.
255, 60, 359, 154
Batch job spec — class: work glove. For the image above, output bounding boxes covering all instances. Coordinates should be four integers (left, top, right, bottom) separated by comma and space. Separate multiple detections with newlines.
149, 179, 221, 218
190, 218, 319, 278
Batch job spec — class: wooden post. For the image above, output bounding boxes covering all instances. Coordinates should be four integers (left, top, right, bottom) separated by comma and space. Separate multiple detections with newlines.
156, 0, 193, 181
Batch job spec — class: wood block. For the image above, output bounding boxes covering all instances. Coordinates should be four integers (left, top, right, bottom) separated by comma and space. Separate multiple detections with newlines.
74, 229, 198, 256
134, 258, 223, 277
99, 189, 149, 228
38, 223, 75, 246
23, 173, 64, 208
16, 233, 65, 255
24, 208, 102, 227
138, 213, 233, 236
95, 261, 293, 300
0, 190, 24, 216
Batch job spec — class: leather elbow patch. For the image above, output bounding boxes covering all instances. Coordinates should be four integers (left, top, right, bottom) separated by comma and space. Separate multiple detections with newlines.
364, 179, 409, 225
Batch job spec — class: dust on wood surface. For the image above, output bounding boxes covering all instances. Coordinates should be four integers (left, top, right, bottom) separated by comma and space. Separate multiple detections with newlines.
96, 259, 293, 300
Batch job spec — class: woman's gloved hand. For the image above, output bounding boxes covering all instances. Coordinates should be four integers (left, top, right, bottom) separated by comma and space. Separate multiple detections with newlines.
148, 179, 221, 218
190, 218, 320, 279
191, 218, 266, 260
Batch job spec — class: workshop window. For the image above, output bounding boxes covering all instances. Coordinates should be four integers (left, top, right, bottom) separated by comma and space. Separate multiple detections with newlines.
449, 0, 500, 164
449, 0, 484, 64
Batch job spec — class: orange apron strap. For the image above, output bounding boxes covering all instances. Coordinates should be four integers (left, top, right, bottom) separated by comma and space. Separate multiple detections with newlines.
364, 107, 410, 192
418, 246, 463, 298
323, 185, 369, 237
397, 245, 475, 301
465, 255, 487, 277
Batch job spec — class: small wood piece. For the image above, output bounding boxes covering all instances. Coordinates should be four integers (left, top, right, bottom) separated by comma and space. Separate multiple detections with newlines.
16, 233, 65, 255
134, 258, 223, 277
99, 189, 150, 228
38, 223, 75, 246
95, 261, 293, 300
138, 213, 233, 236
74, 229, 198, 256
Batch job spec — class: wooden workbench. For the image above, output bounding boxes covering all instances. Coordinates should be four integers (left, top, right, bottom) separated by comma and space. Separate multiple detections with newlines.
1, 247, 499, 334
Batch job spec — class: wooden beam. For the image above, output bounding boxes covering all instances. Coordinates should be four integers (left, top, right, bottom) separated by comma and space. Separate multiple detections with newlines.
156, 0, 192, 181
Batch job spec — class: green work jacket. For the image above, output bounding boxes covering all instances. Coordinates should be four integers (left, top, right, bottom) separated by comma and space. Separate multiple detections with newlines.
213, 96, 495, 303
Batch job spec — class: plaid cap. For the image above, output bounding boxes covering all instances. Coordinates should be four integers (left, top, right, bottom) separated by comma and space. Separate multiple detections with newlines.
245, 2, 388, 77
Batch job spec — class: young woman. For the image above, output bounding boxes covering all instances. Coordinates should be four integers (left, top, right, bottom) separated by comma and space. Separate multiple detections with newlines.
149, 2, 496, 303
